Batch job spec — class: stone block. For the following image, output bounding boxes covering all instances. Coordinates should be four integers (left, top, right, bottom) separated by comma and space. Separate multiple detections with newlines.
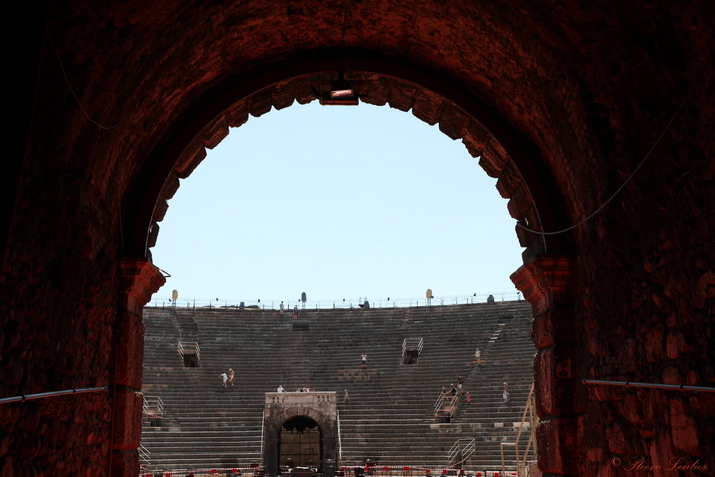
111, 387, 144, 450
536, 416, 579, 474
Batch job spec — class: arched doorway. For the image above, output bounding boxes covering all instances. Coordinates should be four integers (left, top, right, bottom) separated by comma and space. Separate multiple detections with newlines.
124, 55, 577, 476
280, 416, 322, 469
263, 399, 338, 477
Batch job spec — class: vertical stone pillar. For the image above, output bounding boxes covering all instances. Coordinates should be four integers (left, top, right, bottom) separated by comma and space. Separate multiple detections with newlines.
511, 254, 585, 475
110, 259, 166, 476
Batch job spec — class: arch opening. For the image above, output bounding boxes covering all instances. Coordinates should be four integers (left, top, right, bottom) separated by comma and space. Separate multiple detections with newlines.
151, 101, 525, 303
125, 56, 574, 267
280, 416, 323, 470
127, 55, 577, 475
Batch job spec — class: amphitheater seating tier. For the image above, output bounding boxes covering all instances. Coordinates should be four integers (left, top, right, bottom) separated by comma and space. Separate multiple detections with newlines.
140, 301, 536, 474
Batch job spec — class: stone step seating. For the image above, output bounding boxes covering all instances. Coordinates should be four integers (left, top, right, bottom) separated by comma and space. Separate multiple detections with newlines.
141, 301, 535, 473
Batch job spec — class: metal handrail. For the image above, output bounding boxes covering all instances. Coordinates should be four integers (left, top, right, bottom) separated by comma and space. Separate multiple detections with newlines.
138, 444, 151, 466
402, 338, 423, 359
260, 409, 265, 465
447, 438, 475, 465
513, 382, 537, 477
151, 292, 524, 311
337, 409, 343, 463
178, 341, 201, 363
0, 386, 107, 404
582, 379, 715, 393
143, 395, 164, 419
434, 393, 445, 412
434, 392, 459, 417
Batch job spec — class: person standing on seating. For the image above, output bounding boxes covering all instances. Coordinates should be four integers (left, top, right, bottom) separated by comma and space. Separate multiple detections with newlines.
219, 372, 228, 388
228, 368, 235, 386
361, 353, 367, 369
465, 391, 472, 404
343, 389, 350, 402
457, 375, 463, 394
474, 348, 482, 366
502, 382, 511, 403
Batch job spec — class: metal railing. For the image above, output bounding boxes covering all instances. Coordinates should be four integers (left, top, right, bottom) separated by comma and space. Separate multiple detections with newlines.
582, 379, 715, 393
260, 409, 265, 465
138, 444, 151, 467
178, 340, 201, 363
142, 395, 164, 420
151, 292, 523, 311
402, 337, 423, 361
434, 392, 459, 418
447, 438, 475, 467
512, 382, 537, 477
0, 386, 107, 404
337, 409, 343, 463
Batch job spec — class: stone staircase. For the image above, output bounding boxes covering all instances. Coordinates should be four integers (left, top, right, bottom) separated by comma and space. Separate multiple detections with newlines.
140, 301, 536, 474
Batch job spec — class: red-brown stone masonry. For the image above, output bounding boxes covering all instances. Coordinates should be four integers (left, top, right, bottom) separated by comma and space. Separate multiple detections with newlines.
412, 89, 446, 126
110, 449, 140, 477
175, 138, 208, 179
118, 260, 165, 388
108, 259, 164, 476
112, 311, 145, 389
249, 88, 275, 118
512, 255, 587, 475
201, 116, 231, 150
537, 416, 582, 475
8, 3, 711, 476
271, 81, 297, 110
479, 140, 510, 180
111, 387, 144, 451
438, 103, 470, 140
462, 119, 491, 160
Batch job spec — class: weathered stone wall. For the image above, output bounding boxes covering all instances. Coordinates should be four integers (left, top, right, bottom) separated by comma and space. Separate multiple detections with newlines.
3, 1, 713, 476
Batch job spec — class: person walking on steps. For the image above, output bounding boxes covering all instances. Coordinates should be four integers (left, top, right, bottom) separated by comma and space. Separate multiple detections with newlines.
361, 353, 367, 369
502, 382, 511, 403
474, 348, 482, 366
219, 372, 228, 389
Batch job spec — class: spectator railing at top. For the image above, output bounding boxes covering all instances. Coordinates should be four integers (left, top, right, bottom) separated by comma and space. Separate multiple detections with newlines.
150, 292, 523, 312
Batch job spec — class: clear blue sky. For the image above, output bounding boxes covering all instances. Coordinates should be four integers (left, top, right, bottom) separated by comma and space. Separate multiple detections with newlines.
151, 101, 524, 308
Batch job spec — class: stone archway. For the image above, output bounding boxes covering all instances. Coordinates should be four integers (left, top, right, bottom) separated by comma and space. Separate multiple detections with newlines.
9, 3, 712, 476
123, 54, 579, 476
264, 394, 339, 477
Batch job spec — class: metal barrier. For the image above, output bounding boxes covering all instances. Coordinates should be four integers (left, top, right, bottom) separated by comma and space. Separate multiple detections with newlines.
178, 340, 201, 366
151, 293, 524, 311
139, 444, 151, 468
447, 438, 475, 467
511, 382, 537, 477
401, 338, 423, 363
143, 395, 165, 421
0, 386, 107, 404
337, 409, 343, 462
582, 379, 715, 393
433, 392, 459, 420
